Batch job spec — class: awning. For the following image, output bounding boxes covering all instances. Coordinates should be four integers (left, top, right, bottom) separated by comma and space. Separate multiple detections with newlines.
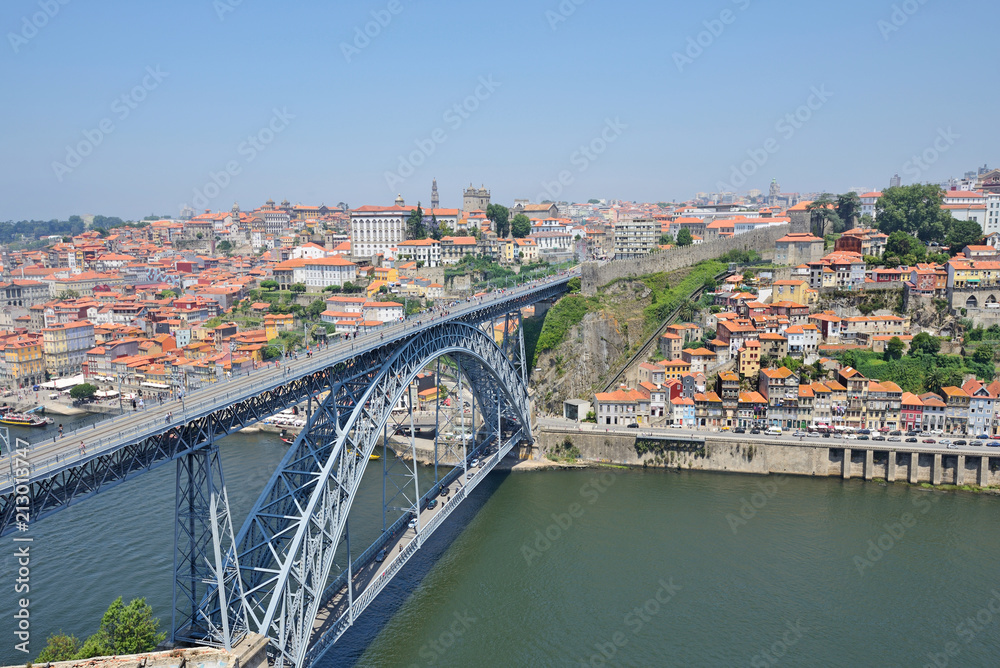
140, 382, 170, 389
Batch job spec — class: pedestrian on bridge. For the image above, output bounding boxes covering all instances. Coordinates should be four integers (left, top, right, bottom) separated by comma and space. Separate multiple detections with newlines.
80, 441, 85, 456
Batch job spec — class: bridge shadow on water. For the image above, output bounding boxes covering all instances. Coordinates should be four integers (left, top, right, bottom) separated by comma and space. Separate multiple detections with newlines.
315, 469, 511, 667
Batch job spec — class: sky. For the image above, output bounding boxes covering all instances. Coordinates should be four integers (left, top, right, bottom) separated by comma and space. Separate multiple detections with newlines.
1, 0, 997, 221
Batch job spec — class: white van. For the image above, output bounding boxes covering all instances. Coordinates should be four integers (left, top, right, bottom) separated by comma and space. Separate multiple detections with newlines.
765, 426, 782, 436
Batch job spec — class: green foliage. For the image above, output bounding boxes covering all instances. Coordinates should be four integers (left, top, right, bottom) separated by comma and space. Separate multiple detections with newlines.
511, 213, 532, 238
567, 276, 581, 293
58, 289, 80, 299
290, 283, 307, 293
260, 279, 279, 291
157, 290, 177, 300
217, 240, 233, 253
535, 295, 599, 359
69, 383, 97, 400
885, 336, 905, 360
716, 249, 762, 265
948, 219, 984, 252
911, 332, 941, 356
35, 632, 81, 662
676, 228, 693, 246
75, 597, 166, 659
307, 298, 326, 318
836, 191, 861, 229
486, 204, 510, 237
203, 316, 224, 328
973, 343, 995, 365
262, 344, 283, 360
876, 184, 958, 244
642, 261, 725, 327
406, 205, 427, 239
659, 233, 675, 245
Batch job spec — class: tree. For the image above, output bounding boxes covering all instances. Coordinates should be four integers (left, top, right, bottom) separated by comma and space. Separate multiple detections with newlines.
885, 336, 906, 360
876, 184, 955, 243
262, 344, 283, 360
659, 233, 674, 246
196, 232, 203, 239
486, 204, 510, 238
157, 290, 177, 300
973, 344, 995, 365
217, 240, 233, 253
911, 332, 941, 356
36, 632, 81, 662
290, 283, 307, 293
948, 219, 983, 253
58, 289, 80, 299
75, 597, 166, 659
588, 199, 600, 204
70, 383, 97, 400
406, 205, 426, 240
836, 191, 862, 230
807, 195, 842, 235
676, 228, 694, 246
884, 230, 917, 258
511, 213, 532, 238
307, 298, 326, 318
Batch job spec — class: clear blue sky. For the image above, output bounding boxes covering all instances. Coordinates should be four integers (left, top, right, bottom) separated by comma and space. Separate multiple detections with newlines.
2, 0, 996, 220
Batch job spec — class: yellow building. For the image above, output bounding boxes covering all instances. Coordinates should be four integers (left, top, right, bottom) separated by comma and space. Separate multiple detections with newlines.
515, 237, 539, 262
42, 321, 95, 378
771, 280, 816, 306
1, 335, 45, 388
264, 314, 295, 341
738, 340, 761, 378
373, 266, 398, 284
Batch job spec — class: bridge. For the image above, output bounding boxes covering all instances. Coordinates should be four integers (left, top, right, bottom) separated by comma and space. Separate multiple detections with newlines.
0, 271, 573, 668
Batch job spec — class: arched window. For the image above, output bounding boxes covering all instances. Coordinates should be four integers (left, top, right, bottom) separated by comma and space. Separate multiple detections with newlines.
967, 295, 979, 309
988, 295, 998, 305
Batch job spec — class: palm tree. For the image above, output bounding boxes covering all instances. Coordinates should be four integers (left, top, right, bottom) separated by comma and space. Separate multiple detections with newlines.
836, 192, 861, 231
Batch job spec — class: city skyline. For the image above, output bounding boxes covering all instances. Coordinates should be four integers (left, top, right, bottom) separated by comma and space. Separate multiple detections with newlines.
3, 0, 999, 220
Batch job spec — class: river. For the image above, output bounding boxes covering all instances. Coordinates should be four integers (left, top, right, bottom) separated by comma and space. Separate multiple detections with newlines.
3, 425, 1000, 667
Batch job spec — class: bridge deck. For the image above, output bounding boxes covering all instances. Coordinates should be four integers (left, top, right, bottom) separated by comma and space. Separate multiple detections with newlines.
0, 273, 571, 494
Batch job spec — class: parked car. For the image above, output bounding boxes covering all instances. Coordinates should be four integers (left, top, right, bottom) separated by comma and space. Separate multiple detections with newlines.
427, 499, 438, 510
889, 430, 902, 436
857, 435, 870, 441
923, 438, 936, 444
977, 434, 990, 440
439, 486, 450, 496
859, 429, 871, 435
627, 423, 639, 429
807, 432, 821, 438
793, 431, 807, 437
375, 548, 386, 562
954, 440, 968, 447
989, 442, 1000, 448
888, 436, 901, 442
408, 517, 417, 529
971, 441, 984, 447
905, 431, 918, 437
905, 437, 918, 443
947, 443, 958, 449
734, 427, 746, 434
872, 435, 886, 442
750, 428, 761, 435
845, 433, 858, 440
939, 439, 952, 446
470, 458, 480, 468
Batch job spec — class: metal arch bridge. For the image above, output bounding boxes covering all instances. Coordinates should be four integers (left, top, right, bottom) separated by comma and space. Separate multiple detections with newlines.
0, 273, 572, 667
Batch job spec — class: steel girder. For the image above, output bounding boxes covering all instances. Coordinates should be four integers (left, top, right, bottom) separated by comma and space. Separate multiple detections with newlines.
227, 321, 529, 667
0, 370, 335, 538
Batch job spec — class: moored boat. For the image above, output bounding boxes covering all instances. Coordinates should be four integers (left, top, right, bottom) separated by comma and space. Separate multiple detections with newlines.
0, 412, 53, 427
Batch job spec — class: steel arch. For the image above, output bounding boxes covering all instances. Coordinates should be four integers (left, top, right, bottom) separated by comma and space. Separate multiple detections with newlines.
226, 321, 529, 666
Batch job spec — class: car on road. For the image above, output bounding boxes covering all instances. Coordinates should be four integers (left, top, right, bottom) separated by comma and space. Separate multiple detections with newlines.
793, 431, 807, 437
750, 428, 761, 435
972, 441, 984, 447
627, 423, 639, 429
888, 436, 901, 442
889, 430, 902, 436
872, 435, 886, 441
807, 432, 821, 438
906, 431, 919, 437
439, 486, 450, 496
427, 499, 438, 510
859, 429, 871, 435
989, 442, 1000, 448
375, 548, 386, 562
470, 458, 480, 468
905, 437, 918, 443
947, 443, 958, 449
845, 433, 858, 440
734, 427, 746, 434
857, 435, 870, 440
477, 458, 485, 467
939, 439, 952, 446
977, 434, 990, 440
408, 517, 417, 529
954, 440, 968, 447
922, 438, 936, 444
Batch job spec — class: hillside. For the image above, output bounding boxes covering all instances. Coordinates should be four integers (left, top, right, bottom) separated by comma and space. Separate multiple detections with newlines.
527, 261, 724, 415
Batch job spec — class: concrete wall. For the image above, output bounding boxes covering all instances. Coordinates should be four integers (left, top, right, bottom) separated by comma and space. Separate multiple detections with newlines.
581, 225, 789, 295
536, 428, 1000, 487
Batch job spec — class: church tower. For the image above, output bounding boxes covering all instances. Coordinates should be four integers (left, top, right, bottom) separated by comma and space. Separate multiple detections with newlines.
431, 179, 440, 210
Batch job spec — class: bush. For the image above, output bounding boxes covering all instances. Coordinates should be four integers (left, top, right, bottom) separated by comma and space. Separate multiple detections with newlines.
535, 295, 599, 358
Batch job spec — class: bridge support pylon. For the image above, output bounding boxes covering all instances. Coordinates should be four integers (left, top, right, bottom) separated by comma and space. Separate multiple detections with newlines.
171, 440, 247, 650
